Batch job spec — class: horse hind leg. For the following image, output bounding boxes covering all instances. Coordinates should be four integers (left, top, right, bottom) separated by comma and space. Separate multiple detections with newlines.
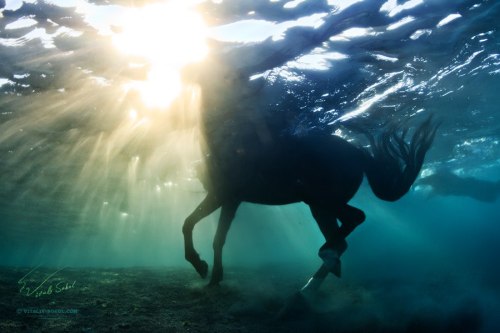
300, 264, 330, 294
338, 204, 365, 240
309, 205, 344, 278
183, 194, 221, 278
300, 205, 340, 296
209, 201, 240, 286
300, 205, 365, 294
316, 205, 366, 277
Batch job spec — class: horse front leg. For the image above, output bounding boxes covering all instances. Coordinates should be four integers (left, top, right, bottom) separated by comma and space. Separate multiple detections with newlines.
209, 201, 240, 286
183, 194, 221, 278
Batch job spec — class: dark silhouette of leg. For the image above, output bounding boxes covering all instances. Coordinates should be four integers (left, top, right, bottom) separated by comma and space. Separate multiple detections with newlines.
309, 205, 344, 277
209, 201, 240, 286
338, 204, 365, 239
301, 205, 366, 292
183, 194, 221, 278
300, 264, 329, 293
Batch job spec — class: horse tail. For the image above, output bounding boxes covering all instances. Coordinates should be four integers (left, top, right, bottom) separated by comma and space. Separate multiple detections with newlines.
363, 116, 439, 202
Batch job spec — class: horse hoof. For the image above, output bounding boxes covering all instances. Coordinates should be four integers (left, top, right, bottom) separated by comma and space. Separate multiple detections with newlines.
195, 260, 209, 279
206, 280, 220, 288
208, 272, 222, 286
301, 277, 323, 294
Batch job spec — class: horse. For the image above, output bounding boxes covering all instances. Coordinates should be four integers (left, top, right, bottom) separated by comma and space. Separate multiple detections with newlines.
182, 115, 438, 291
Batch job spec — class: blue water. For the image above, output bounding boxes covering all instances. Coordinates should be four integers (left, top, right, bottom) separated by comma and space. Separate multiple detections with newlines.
1, 0, 500, 331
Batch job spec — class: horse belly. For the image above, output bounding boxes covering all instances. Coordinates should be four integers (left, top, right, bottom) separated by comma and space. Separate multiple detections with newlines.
239, 173, 303, 205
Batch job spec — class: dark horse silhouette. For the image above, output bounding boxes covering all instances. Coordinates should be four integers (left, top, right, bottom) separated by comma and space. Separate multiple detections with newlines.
180, 17, 439, 290
183, 114, 438, 289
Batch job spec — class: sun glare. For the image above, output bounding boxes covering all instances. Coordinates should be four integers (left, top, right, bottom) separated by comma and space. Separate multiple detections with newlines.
113, 2, 207, 108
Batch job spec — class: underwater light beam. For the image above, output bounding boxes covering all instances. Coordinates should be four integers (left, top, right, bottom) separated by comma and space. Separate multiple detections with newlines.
112, 3, 208, 109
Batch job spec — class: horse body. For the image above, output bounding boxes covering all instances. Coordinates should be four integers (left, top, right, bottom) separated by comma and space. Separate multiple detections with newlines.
183, 116, 438, 287
202, 135, 365, 206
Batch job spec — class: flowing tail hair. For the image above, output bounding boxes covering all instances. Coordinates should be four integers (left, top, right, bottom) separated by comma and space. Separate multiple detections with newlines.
363, 116, 439, 202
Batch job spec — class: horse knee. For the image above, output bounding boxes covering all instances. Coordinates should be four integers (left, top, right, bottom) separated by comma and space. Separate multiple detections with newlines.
182, 223, 190, 236
182, 217, 196, 235
352, 209, 365, 226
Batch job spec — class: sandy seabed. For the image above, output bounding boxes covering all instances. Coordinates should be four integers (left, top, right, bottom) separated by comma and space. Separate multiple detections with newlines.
0, 265, 494, 333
